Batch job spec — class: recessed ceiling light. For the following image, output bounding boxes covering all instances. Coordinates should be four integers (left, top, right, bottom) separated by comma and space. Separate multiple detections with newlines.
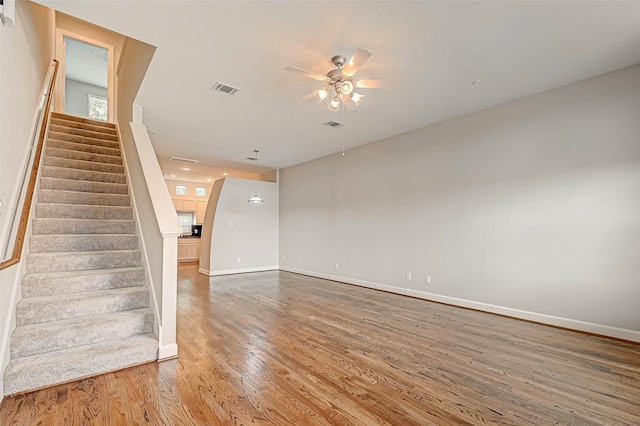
472, 80, 481, 86
207, 178, 212, 182
222, 172, 228, 176
183, 167, 190, 171
170, 174, 176, 178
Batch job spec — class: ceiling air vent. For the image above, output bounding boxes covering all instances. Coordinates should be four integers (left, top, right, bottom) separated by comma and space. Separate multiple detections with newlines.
324, 121, 344, 128
211, 82, 240, 95
168, 156, 199, 165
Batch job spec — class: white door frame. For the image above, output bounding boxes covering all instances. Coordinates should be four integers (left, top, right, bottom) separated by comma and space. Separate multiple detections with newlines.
55, 28, 116, 123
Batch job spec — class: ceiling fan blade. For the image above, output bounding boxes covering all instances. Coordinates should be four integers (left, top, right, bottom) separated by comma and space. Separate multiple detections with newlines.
298, 91, 317, 102
284, 66, 328, 81
342, 48, 372, 76
355, 79, 386, 89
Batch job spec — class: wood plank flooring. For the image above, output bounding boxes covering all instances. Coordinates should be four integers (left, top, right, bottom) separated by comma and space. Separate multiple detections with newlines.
1, 264, 639, 425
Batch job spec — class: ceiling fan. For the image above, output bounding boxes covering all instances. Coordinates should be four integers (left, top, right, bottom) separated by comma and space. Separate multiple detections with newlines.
285, 48, 381, 111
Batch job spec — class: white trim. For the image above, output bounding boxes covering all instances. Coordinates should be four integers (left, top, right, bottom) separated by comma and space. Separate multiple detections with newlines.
206, 266, 279, 277
280, 267, 640, 343
158, 343, 178, 360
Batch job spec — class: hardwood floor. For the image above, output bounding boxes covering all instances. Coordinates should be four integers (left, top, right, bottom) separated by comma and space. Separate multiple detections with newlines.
1, 264, 639, 425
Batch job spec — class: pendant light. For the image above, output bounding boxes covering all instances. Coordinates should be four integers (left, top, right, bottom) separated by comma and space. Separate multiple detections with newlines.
248, 149, 264, 203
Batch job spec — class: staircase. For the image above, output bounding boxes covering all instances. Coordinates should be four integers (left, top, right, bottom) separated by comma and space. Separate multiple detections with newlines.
3, 113, 158, 395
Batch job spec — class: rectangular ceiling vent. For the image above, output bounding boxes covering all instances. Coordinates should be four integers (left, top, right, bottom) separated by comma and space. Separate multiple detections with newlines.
211, 82, 240, 95
324, 121, 344, 128
168, 156, 199, 165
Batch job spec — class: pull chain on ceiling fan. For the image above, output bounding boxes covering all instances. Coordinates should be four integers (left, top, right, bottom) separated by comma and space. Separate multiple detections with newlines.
285, 48, 382, 111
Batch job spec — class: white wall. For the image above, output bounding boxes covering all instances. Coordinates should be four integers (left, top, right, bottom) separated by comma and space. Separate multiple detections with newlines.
64, 78, 107, 119
203, 178, 278, 276
280, 65, 640, 341
0, 0, 54, 398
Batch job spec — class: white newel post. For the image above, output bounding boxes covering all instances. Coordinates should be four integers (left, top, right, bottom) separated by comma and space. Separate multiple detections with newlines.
159, 234, 180, 359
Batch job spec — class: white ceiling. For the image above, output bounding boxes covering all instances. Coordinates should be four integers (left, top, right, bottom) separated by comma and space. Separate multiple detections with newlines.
64, 37, 108, 88
37, 1, 640, 182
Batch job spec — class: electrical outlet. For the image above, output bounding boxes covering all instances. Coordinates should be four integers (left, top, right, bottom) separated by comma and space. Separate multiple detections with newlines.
406, 272, 412, 281
230, 221, 234, 227
282, 255, 285, 261
237, 257, 241, 263
425, 275, 431, 284
334, 263, 339, 270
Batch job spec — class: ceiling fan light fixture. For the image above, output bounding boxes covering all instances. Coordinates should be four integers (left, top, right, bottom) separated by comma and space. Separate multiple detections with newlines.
329, 96, 340, 111
339, 80, 354, 95
350, 92, 363, 105
315, 88, 329, 102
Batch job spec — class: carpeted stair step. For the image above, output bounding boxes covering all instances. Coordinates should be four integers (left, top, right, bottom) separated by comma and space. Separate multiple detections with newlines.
50, 117, 118, 135
35, 203, 133, 220
45, 147, 122, 165
33, 218, 136, 234
30, 234, 139, 253
26, 249, 141, 273
47, 131, 120, 150
21, 267, 145, 298
48, 124, 119, 142
52, 112, 116, 130
40, 177, 128, 195
10, 309, 154, 359
47, 138, 120, 157
16, 286, 150, 326
42, 165, 126, 184
44, 156, 124, 174
3, 334, 158, 395
39, 189, 130, 206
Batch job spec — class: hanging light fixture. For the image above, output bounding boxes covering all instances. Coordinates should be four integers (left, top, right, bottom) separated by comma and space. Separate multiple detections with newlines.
328, 96, 341, 111
248, 149, 264, 204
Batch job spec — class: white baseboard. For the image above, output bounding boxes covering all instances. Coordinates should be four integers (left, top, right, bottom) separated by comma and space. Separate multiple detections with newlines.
158, 343, 178, 360
205, 265, 279, 277
280, 267, 640, 343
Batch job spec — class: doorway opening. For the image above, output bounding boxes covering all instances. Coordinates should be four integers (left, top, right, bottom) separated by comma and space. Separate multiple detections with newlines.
56, 29, 115, 122
64, 37, 109, 121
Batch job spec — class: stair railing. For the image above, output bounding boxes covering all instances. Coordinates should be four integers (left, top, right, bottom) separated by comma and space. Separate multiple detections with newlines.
0, 59, 59, 270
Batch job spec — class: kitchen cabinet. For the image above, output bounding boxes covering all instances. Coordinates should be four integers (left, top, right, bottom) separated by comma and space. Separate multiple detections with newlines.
178, 238, 200, 262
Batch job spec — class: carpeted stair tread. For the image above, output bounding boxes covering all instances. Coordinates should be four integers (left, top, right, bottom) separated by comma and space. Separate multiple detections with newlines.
30, 234, 139, 252
26, 249, 141, 273
46, 146, 123, 165
16, 286, 150, 326
10, 309, 154, 359
35, 203, 133, 220
49, 124, 118, 141
39, 189, 130, 206
4, 113, 159, 396
40, 177, 128, 194
47, 138, 120, 157
47, 132, 120, 149
21, 267, 145, 298
42, 165, 126, 184
3, 334, 158, 395
52, 112, 116, 129
33, 218, 136, 234
50, 117, 118, 135
44, 155, 124, 174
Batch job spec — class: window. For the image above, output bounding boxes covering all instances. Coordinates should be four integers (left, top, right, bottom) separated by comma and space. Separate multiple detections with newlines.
175, 185, 187, 196
177, 212, 195, 234
196, 187, 206, 197
88, 94, 108, 122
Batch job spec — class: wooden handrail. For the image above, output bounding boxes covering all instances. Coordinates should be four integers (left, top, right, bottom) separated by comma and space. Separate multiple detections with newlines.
0, 59, 59, 271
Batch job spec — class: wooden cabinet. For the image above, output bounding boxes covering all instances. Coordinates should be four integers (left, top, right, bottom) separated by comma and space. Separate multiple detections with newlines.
173, 198, 207, 224
178, 238, 200, 262
173, 198, 197, 211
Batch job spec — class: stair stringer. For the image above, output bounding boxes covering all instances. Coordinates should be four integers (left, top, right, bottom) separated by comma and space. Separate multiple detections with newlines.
114, 123, 161, 342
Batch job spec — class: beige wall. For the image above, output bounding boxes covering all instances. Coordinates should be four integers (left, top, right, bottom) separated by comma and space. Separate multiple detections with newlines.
280, 65, 640, 340
0, 0, 55, 398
